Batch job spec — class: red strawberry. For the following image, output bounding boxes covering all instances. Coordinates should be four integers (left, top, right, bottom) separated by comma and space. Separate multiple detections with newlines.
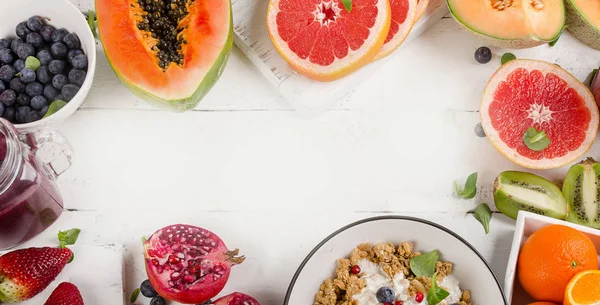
44, 282, 84, 305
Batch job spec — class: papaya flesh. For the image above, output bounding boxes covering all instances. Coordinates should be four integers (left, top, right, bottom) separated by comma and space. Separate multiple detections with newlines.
96, 0, 233, 112
446, 0, 565, 49
566, 0, 600, 51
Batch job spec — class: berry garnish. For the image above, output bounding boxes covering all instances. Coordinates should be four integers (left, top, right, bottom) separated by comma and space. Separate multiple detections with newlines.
350, 265, 361, 275
395, 301, 403, 305
415, 291, 424, 303
474, 46, 492, 64
140, 279, 158, 298
376, 287, 395, 304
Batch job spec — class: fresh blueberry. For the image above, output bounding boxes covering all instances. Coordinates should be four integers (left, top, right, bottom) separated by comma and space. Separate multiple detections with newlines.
68, 69, 86, 87
48, 60, 65, 75
9, 78, 25, 93
20, 68, 36, 84
43, 84, 59, 101
68, 49, 83, 62
26, 32, 44, 49
0, 65, 16, 82
37, 50, 53, 65
51, 28, 68, 43
50, 42, 67, 59
15, 106, 30, 123
140, 280, 158, 298
52, 74, 68, 90
13, 59, 25, 72
25, 82, 43, 97
0, 39, 10, 49
40, 25, 55, 42
38, 105, 48, 117
27, 16, 44, 31
3, 106, 15, 122
71, 54, 87, 70
0, 80, 4, 93
24, 109, 40, 123
16, 43, 34, 60
16, 94, 30, 106
150, 296, 166, 305
16, 22, 31, 39
0, 103, 5, 117
61, 84, 79, 101
30, 95, 47, 110
37, 66, 51, 84
474, 46, 492, 64
54, 94, 63, 101
10, 38, 23, 54
0, 90, 17, 106
63, 33, 80, 49
0, 49, 14, 64
376, 287, 395, 304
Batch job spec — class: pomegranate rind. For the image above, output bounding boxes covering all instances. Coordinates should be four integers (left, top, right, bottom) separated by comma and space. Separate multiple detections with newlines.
374, 0, 418, 60
480, 59, 599, 169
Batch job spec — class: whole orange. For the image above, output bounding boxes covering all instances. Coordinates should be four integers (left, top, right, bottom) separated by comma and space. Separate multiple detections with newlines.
518, 224, 598, 302
527, 303, 558, 305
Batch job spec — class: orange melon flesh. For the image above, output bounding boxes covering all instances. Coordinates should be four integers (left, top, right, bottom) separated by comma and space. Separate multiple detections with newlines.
565, 0, 600, 51
568, 0, 600, 30
96, 0, 233, 111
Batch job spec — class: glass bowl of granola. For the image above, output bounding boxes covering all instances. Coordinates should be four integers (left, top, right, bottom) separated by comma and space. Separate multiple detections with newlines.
284, 216, 507, 305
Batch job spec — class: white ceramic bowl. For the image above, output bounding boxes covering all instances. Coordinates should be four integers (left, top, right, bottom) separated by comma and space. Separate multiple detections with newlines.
0, 0, 96, 131
285, 216, 507, 305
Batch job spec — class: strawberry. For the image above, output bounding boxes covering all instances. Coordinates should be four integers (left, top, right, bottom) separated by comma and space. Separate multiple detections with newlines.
44, 282, 84, 305
0, 228, 80, 303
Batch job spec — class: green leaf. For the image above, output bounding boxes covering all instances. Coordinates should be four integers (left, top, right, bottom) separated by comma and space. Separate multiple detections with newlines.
589, 69, 598, 87
409, 250, 438, 277
88, 10, 98, 39
523, 127, 550, 151
43, 100, 68, 118
25, 56, 40, 71
454, 172, 477, 199
58, 228, 81, 248
142, 236, 147, 244
426, 273, 450, 305
68, 252, 75, 263
341, 0, 352, 12
130, 288, 141, 303
473, 203, 492, 234
501, 53, 516, 65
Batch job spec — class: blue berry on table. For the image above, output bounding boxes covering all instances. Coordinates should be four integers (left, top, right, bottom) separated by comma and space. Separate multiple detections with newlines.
68, 69, 86, 87
16, 94, 30, 107
376, 287, 395, 304
0, 49, 14, 64
54, 94, 64, 101
37, 49, 53, 65
20, 68, 36, 84
51, 28, 68, 43
30, 95, 47, 110
25, 82, 43, 97
16, 43, 34, 60
37, 66, 51, 84
140, 280, 158, 298
40, 25, 55, 42
9, 78, 25, 93
3, 106, 15, 122
68, 49, 83, 62
48, 60, 65, 75
0, 90, 17, 106
52, 74, 68, 90
150, 296, 166, 305
27, 16, 44, 32
50, 42, 67, 59
0, 39, 10, 49
26, 32, 44, 49
61, 84, 79, 101
63, 33, 80, 49
16, 22, 31, 39
0, 65, 16, 82
10, 39, 22, 54
43, 84, 59, 100
13, 59, 25, 72
474, 46, 492, 64
71, 54, 87, 70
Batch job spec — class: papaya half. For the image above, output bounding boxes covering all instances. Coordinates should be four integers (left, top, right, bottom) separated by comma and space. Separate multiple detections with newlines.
565, 0, 600, 51
96, 0, 233, 112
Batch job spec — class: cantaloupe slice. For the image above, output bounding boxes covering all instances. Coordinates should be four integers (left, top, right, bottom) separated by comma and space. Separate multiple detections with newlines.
566, 0, 600, 51
447, 0, 565, 49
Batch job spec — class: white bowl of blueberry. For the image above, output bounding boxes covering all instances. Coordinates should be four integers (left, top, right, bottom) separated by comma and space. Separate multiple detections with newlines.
0, 0, 96, 129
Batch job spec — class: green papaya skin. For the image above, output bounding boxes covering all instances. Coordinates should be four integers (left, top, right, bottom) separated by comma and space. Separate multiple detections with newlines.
494, 171, 567, 220
563, 158, 600, 228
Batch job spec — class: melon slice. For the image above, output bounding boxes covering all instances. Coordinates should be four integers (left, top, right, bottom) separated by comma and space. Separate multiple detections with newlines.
447, 0, 565, 49
566, 0, 600, 51
96, 0, 233, 112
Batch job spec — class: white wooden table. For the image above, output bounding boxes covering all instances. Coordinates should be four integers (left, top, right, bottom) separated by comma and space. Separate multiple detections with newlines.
15, 15, 600, 304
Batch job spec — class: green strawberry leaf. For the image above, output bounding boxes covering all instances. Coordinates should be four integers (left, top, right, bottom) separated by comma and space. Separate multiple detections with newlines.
501, 53, 516, 65
130, 288, 141, 303
409, 250, 438, 277
426, 273, 450, 305
341, 0, 352, 12
523, 127, 550, 151
473, 203, 492, 234
25, 56, 40, 71
454, 172, 478, 199
43, 100, 67, 119
58, 228, 81, 248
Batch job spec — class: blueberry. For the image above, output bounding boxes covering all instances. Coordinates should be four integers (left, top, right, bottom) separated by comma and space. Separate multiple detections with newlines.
10, 39, 23, 54
20, 68, 36, 84
376, 287, 395, 304
0, 39, 10, 49
54, 94, 63, 101
26, 32, 44, 49
30, 95, 47, 110
37, 66, 51, 84
0, 65, 16, 82
68, 49, 83, 62
51, 28, 68, 43
13, 59, 25, 72
68, 69, 86, 87
39, 105, 48, 117
38, 24, 54, 41
140, 280, 158, 298
25, 82, 43, 97
71, 54, 87, 70
16, 43, 34, 60
37, 50, 53, 65
43, 84, 58, 100
0, 103, 5, 117
0, 90, 17, 106
474, 46, 492, 64
48, 60, 65, 75
50, 42, 67, 59
16, 94, 30, 106
63, 33, 80, 49
16, 106, 30, 123
9, 78, 25, 93
16, 22, 31, 39
61, 84, 79, 101
0, 80, 4, 93
24, 109, 40, 123
3, 106, 15, 122
0, 49, 14, 64
150, 296, 166, 305
52, 74, 68, 90
27, 16, 44, 32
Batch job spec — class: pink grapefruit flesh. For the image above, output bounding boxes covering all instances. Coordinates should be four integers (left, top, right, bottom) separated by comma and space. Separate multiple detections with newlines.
374, 0, 417, 60
480, 59, 599, 169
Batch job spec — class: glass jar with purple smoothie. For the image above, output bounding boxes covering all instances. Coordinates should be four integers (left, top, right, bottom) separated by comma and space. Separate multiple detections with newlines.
0, 118, 73, 250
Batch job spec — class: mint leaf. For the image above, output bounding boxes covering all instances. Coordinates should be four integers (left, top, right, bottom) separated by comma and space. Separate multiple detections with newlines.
43, 100, 67, 118
523, 127, 550, 151
501, 53, 516, 65
58, 228, 81, 248
130, 288, 141, 303
341, 0, 352, 12
88, 10, 98, 39
426, 273, 450, 305
409, 250, 438, 277
25, 56, 40, 71
454, 172, 477, 199
473, 203, 492, 234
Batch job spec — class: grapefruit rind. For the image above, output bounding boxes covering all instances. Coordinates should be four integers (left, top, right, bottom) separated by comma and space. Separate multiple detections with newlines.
414, 0, 429, 21
373, 0, 418, 61
480, 59, 599, 169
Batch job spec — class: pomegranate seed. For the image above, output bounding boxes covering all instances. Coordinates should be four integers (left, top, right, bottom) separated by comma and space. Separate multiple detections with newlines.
171, 272, 182, 280
350, 265, 361, 275
151, 259, 160, 266
183, 275, 195, 283
384, 303, 392, 305
168, 255, 180, 265
395, 301, 403, 305
415, 292, 424, 303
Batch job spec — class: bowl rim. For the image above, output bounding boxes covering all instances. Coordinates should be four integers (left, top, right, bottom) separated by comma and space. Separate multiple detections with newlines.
283, 215, 509, 305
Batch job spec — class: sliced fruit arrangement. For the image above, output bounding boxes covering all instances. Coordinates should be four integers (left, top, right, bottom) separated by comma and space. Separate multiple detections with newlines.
96, 0, 233, 112
564, 270, 600, 305
446, 0, 565, 49
565, 0, 600, 51
480, 59, 599, 169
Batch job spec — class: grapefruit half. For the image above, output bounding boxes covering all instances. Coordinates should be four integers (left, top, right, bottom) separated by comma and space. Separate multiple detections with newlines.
480, 59, 599, 169
373, 0, 418, 60
266, 0, 391, 81
415, 0, 429, 21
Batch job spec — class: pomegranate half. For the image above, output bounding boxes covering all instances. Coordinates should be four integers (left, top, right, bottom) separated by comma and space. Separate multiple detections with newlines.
213, 292, 261, 305
143, 224, 245, 304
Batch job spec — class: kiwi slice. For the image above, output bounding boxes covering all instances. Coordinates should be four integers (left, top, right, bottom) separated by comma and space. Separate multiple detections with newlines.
563, 158, 600, 228
494, 171, 567, 220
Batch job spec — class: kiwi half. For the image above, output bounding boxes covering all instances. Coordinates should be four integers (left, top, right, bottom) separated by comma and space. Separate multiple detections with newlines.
494, 171, 567, 220
563, 158, 600, 228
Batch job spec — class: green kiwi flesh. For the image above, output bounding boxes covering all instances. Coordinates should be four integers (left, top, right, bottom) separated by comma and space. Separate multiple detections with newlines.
494, 171, 567, 220
563, 158, 600, 228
